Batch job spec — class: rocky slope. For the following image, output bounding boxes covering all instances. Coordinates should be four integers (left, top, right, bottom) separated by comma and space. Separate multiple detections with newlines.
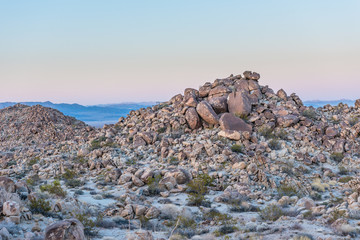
1, 72, 360, 240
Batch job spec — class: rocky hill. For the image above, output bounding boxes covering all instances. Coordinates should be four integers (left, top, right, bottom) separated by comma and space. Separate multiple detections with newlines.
1, 72, 360, 240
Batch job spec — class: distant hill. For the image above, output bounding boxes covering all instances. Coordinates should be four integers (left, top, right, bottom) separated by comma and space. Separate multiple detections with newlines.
0, 101, 155, 127
303, 99, 355, 108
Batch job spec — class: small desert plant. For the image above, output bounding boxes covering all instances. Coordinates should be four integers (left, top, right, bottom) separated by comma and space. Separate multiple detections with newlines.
168, 156, 179, 165
302, 109, 317, 120
311, 178, 329, 192
258, 126, 275, 139
28, 157, 40, 166
213, 225, 239, 237
203, 209, 235, 225
157, 127, 167, 134
339, 176, 353, 183
147, 175, 162, 196
275, 128, 288, 140
328, 209, 346, 224
330, 152, 344, 163
338, 166, 348, 175
293, 234, 314, 240
40, 180, 66, 197
29, 198, 51, 215
277, 183, 298, 197
61, 169, 83, 188
74, 212, 97, 236
260, 204, 284, 221
187, 173, 214, 206
235, 113, 249, 122
26, 174, 41, 186
90, 136, 107, 150
348, 116, 359, 126
268, 139, 281, 150
231, 144, 244, 153
303, 210, 315, 220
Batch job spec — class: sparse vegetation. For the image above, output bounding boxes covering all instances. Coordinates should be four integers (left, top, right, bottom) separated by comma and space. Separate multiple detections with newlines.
330, 152, 344, 163
28, 157, 40, 166
147, 175, 162, 196
29, 198, 51, 215
187, 173, 213, 206
277, 183, 298, 197
339, 176, 353, 183
40, 180, 66, 197
328, 209, 346, 224
260, 204, 284, 221
268, 139, 281, 150
231, 144, 244, 153
258, 126, 275, 139
302, 109, 317, 120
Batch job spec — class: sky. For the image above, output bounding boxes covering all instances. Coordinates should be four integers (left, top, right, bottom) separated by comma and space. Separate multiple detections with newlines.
0, 1, 359, 105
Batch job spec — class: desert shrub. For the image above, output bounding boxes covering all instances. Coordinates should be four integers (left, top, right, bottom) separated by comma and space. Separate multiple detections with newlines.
168, 156, 179, 165
28, 157, 40, 167
230, 202, 259, 213
277, 183, 298, 197
339, 176, 353, 183
328, 209, 346, 224
349, 116, 359, 126
74, 212, 97, 236
62, 169, 77, 180
303, 210, 315, 220
330, 152, 344, 163
302, 109, 317, 120
338, 166, 348, 175
147, 175, 162, 196
235, 113, 249, 122
29, 198, 51, 215
66, 179, 83, 188
203, 209, 235, 225
90, 136, 106, 150
258, 126, 275, 139
276, 129, 288, 140
311, 178, 329, 192
26, 174, 41, 186
293, 234, 314, 240
231, 144, 244, 153
125, 158, 137, 166
157, 127, 167, 134
268, 139, 281, 150
213, 225, 239, 236
40, 180, 66, 197
187, 173, 213, 206
260, 204, 284, 221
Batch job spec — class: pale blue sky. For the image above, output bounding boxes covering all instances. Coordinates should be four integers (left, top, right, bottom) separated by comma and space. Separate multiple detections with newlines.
0, 1, 359, 104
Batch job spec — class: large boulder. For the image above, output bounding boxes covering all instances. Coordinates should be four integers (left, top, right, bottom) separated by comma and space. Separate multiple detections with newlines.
0, 177, 15, 193
227, 91, 252, 117
196, 101, 219, 125
218, 130, 241, 141
355, 99, 360, 108
2, 201, 20, 216
277, 115, 299, 128
185, 107, 201, 129
209, 97, 228, 114
44, 219, 85, 240
219, 113, 252, 133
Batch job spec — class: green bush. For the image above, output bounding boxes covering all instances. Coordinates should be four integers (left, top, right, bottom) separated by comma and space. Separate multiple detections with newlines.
40, 180, 66, 197
187, 173, 214, 206
90, 136, 107, 150
268, 139, 281, 150
74, 212, 97, 236
277, 183, 298, 197
231, 144, 244, 153
260, 204, 284, 221
302, 109, 317, 120
339, 176, 353, 183
258, 126, 275, 139
147, 175, 162, 196
213, 225, 239, 237
29, 198, 51, 215
330, 152, 344, 163
328, 209, 346, 224
28, 157, 40, 166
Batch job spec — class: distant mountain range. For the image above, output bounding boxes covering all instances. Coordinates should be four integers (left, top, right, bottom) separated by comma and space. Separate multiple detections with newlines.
0, 99, 355, 127
0, 101, 156, 127
303, 99, 355, 108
